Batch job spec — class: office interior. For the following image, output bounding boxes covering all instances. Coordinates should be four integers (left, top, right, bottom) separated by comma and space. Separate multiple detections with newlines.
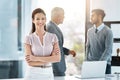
0, 0, 120, 79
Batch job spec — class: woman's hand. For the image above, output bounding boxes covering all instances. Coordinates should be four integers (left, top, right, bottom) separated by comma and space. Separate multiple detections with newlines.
25, 55, 36, 62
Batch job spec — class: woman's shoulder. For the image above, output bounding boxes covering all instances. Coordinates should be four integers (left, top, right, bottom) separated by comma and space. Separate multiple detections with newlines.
46, 32, 57, 37
25, 33, 35, 39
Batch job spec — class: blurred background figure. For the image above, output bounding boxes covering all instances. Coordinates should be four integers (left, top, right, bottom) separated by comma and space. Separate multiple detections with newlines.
47, 7, 76, 76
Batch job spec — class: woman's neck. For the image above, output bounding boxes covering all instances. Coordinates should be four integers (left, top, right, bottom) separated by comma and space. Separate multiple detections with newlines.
35, 28, 46, 36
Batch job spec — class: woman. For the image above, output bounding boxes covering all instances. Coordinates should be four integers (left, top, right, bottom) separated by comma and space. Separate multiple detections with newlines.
24, 8, 61, 80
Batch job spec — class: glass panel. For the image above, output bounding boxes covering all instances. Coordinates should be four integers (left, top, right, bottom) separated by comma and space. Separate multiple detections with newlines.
111, 24, 120, 56
112, 43, 120, 56
111, 24, 120, 38
0, 0, 18, 60
90, 0, 120, 21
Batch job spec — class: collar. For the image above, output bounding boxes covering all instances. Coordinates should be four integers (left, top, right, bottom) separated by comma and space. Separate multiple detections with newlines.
94, 23, 104, 32
50, 21, 58, 26
34, 32, 47, 37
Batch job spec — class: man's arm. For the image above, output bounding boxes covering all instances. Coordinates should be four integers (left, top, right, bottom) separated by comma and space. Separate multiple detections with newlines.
85, 31, 90, 61
99, 30, 113, 60
63, 47, 69, 55
63, 47, 76, 57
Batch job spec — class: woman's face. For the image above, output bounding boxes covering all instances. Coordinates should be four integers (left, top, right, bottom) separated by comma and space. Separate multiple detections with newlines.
32, 13, 46, 29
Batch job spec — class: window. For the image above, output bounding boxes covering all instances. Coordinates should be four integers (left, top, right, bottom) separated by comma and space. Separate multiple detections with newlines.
0, 0, 18, 60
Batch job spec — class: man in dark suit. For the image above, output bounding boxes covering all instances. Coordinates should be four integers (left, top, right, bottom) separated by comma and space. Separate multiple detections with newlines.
47, 7, 76, 76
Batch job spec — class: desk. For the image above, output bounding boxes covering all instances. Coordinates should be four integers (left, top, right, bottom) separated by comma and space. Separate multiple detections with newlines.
0, 75, 119, 80
54, 76, 118, 80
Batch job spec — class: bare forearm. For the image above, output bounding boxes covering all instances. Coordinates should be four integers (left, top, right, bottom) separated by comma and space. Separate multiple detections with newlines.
27, 61, 47, 67
35, 55, 60, 63
25, 42, 61, 63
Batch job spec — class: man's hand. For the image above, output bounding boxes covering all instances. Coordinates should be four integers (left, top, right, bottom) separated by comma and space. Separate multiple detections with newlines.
69, 50, 76, 57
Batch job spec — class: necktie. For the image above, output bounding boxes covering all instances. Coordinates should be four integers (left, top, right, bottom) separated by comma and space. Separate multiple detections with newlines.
95, 29, 98, 33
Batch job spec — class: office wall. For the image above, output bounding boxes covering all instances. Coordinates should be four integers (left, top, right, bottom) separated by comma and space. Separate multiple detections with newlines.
90, 0, 120, 21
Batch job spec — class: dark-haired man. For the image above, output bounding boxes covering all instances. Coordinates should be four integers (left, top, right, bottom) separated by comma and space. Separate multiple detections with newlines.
86, 9, 113, 74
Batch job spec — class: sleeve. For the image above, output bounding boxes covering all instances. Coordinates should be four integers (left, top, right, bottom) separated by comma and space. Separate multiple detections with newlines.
63, 47, 69, 55
52, 33, 69, 55
53, 34, 58, 43
99, 29, 113, 61
85, 30, 90, 61
24, 36, 32, 45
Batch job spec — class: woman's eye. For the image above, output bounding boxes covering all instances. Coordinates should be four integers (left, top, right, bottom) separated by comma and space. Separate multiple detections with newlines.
36, 18, 40, 20
42, 18, 45, 20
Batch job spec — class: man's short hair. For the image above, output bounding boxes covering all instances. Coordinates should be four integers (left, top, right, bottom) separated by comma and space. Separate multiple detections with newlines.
92, 9, 106, 20
51, 7, 64, 18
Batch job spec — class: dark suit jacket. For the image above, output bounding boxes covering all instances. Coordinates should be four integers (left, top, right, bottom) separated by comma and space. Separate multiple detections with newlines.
47, 21, 69, 76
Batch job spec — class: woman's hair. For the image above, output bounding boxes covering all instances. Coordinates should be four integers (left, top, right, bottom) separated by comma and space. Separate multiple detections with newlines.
30, 8, 46, 34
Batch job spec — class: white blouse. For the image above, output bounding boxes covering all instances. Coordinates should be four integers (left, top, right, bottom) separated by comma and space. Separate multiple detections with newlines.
24, 32, 58, 56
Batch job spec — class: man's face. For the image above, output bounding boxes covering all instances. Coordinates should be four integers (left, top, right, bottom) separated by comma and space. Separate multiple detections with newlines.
90, 12, 99, 24
58, 12, 64, 24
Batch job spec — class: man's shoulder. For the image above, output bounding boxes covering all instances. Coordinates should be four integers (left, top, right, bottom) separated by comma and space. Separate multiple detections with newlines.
103, 25, 112, 32
47, 21, 53, 27
47, 22, 56, 29
87, 27, 94, 32
47, 21, 55, 26
104, 25, 111, 29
